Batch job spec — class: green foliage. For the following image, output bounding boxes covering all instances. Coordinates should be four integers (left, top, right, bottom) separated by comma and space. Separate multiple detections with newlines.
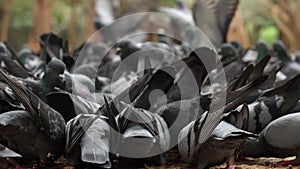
52, 0, 71, 33
160, 0, 176, 7
259, 25, 279, 45
10, 0, 35, 28
240, 0, 278, 45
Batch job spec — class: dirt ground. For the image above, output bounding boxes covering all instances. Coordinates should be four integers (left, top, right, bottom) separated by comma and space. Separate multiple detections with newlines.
3, 155, 299, 168
135, 157, 299, 169
135, 157, 298, 169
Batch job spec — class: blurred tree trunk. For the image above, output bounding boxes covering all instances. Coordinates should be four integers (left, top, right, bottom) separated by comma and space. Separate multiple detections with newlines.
68, 0, 79, 50
271, 0, 300, 51
0, 0, 13, 42
119, 0, 159, 15
84, 0, 97, 41
227, 9, 251, 49
28, 0, 54, 51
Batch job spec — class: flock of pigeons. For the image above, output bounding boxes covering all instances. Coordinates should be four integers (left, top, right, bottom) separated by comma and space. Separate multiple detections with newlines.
0, 0, 300, 169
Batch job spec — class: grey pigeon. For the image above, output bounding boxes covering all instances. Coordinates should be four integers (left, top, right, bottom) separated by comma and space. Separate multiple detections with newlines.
117, 102, 170, 166
192, 0, 240, 48
65, 114, 112, 168
247, 73, 300, 134
64, 71, 95, 101
240, 112, 300, 167
64, 96, 118, 168
178, 104, 257, 169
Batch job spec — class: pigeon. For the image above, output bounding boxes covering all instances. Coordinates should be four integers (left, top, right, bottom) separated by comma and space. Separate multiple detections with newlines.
46, 90, 101, 122
159, 69, 267, 146
273, 40, 300, 82
231, 40, 245, 58
0, 143, 21, 158
0, 69, 66, 165
64, 95, 119, 168
20, 57, 66, 101
0, 42, 35, 79
219, 43, 240, 67
18, 48, 44, 74
295, 51, 300, 63
254, 40, 271, 62
64, 71, 95, 101
247, 73, 300, 134
74, 43, 109, 79
0, 81, 23, 113
240, 112, 300, 167
117, 102, 170, 166
65, 114, 112, 168
178, 104, 257, 169
192, 0, 240, 48
39, 32, 66, 63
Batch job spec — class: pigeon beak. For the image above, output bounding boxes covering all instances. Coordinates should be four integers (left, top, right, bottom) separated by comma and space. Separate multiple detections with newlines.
59, 74, 65, 82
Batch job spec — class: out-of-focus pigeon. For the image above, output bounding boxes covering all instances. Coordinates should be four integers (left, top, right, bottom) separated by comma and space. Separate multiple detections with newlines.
0, 42, 35, 79
192, 0, 240, 48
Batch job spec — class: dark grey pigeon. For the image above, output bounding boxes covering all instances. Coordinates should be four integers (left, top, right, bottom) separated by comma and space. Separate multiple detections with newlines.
240, 112, 300, 167
21, 57, 66, 101
46, 90, 101, 122
0, 81, 23, 113
39, 32, 66, 63
178, 104, 257, 169
273, 40, 300, 84
219, 43, 239, 67
295, 51, 300, 63
0, 42, 35, 79
254, 40, 271, 62
0, 70, 66, 166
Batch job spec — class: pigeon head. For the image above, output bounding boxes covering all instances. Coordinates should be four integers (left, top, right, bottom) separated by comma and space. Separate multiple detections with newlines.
231, 40, 244, 56
295, 51, 300, 63
219, 43, 238, 65
273, 40, 291, 62
219, 43, 237, 57
255, 40, 270, 62
115, 40, 140, 60
94, 18, 105, 30
44, 58, 66, 87
176, 0, 185, 10
0, 42, 7, 55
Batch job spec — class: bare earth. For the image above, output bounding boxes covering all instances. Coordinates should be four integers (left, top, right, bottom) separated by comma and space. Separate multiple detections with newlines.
5, 155, 299, 168
135, 157, 298, 169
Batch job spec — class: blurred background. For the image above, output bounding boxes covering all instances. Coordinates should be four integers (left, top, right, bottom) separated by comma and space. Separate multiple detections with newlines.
0, 0, 297, 51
